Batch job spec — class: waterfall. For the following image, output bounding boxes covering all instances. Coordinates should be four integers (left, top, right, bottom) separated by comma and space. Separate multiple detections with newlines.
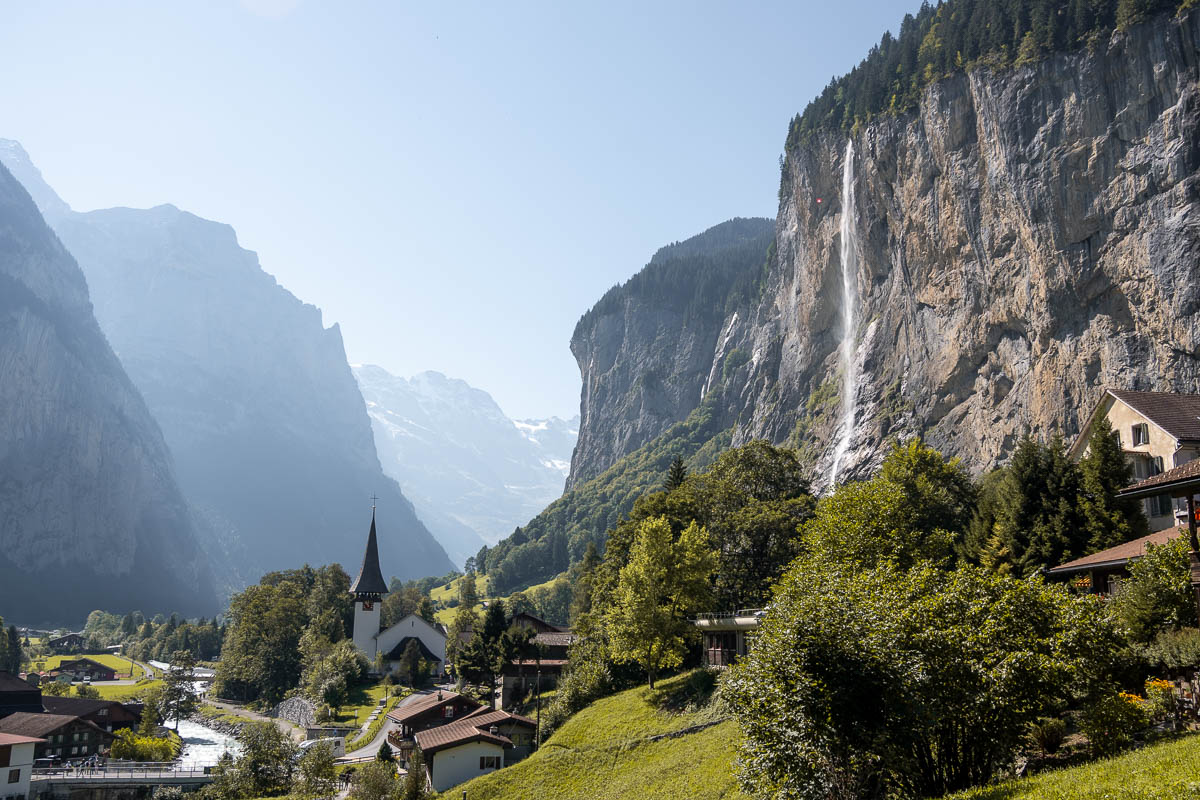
829, 139, 858, 487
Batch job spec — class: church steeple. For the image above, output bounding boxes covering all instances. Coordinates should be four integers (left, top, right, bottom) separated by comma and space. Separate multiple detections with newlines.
350, 508, 389, 598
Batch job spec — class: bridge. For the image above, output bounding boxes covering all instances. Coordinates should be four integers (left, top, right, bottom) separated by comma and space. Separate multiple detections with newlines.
31, 762, 215, 795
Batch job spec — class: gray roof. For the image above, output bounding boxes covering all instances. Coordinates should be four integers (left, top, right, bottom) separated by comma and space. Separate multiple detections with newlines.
1110, 390, 1200, 442
349, 511, 389, 596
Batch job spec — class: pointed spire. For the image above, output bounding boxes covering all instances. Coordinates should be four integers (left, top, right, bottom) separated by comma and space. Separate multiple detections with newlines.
349, 507, 389, 596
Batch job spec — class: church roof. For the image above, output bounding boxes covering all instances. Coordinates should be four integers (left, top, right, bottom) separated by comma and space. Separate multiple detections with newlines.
382, 636, 442, 663
349, 510, 389, 596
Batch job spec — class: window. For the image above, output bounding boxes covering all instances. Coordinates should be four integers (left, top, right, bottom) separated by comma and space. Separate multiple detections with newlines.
443, 707, 454, 718
70, 748, 77, 756
1150, 456, 1164, 475
7, 769, 18, 784
479, 756, 500, 770
1111, 430, 1122, 448
0, 746, 9, 768
97, 709, 108, 717
1132, 423, 1150, 446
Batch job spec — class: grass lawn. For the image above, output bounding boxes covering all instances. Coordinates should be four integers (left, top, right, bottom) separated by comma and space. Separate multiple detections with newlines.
336, 681, 398, 727
941, 734, 1200, 800
34, 653, 146, 678
93, 678, 163, 701
431, 574, 491, 626
345, 689, 410, 751
451, 670, 748, 800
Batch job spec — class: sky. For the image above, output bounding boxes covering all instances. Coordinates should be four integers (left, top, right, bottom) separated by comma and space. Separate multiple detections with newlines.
0, 0, 919, 420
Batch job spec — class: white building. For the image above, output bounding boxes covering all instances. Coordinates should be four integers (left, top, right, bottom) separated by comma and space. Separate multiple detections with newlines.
413, 708, 536, 792
349, 511, 447, 676
0, 732, 44, 800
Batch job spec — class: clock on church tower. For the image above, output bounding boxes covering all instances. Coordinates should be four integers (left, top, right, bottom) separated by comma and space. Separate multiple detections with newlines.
349, 508, 390, 660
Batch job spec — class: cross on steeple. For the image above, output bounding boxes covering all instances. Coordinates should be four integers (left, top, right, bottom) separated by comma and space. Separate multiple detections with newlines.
370, 493, 378, 510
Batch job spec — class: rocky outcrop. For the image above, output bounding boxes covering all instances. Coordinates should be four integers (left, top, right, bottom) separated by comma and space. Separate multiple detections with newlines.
355, 365, 578, 566
568, 10, 1200, 492
0, 160, 216, 624
567, 218, 774, 486
0, 142, 455, 589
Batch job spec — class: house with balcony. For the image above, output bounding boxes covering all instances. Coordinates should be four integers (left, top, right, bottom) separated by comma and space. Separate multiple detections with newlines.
692, 610, 764, 667
1070, 390, 1200, 531
386, 690, 481, 769
500, 613, 575, 708
413, 707, 537, 792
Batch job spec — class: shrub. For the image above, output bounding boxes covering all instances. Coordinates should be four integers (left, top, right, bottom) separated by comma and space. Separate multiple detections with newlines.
1144, 627, 1200, 673
540, 638, 613, 739
1144, 678, 1176, 723
1080, 692, 1149, 757
1027, 717, 1066, 757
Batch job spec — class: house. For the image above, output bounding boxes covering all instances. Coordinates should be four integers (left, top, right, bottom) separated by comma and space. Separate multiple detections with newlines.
1045, 527, 1187, 594
1070, 390, 1200, 531
0, 732, 45, 800
49, 659, 116, 682
45, 634, 84, 654
386, 690, 482, 767
40, 697, 140, 732
0, 714, 114, 763
693, 610, 764, 667
0, 675, 42, 720
500, 615, 575, 708
413, 708, 537, 792
348, 512, 448, 677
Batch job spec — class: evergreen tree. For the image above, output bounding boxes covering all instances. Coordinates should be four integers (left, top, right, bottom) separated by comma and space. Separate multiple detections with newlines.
664, 456, 688, 491
6, 627, 22, 673
403, 746, 429, 800
376, 741, 394, 763
1080, 415, 1149, 552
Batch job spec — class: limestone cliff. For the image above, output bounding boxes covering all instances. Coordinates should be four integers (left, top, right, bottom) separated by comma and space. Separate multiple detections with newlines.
0, 161, 216, 623
569, 9, 1200, 492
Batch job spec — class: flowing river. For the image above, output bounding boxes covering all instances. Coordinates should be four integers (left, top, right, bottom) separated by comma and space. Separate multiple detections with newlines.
176, 719, 241, 769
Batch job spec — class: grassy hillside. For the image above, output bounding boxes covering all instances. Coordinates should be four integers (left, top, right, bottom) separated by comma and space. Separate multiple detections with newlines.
448, 671, 747, 800
942, 733, 1200, 800
33, 653, 146, 678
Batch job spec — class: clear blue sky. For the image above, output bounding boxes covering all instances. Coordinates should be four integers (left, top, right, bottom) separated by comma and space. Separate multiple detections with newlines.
2, 0, 918, 419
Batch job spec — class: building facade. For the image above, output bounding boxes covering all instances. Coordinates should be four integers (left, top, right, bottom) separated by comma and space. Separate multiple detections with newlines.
1070, 390, 1200, 531
0, 732, 44, 800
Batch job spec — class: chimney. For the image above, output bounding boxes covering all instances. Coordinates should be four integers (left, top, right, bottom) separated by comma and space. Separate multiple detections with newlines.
489, 725, 498, 736
437, 691, 443, 701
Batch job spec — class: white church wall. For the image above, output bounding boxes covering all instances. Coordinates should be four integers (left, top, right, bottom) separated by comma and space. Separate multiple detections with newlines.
352, 599, 382, 659
375, 613, 447, 675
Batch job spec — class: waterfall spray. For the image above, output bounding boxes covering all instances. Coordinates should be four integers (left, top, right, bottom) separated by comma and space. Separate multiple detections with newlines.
829, 139, 859, 487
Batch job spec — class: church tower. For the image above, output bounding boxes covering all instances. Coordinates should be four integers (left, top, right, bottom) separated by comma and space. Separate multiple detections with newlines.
349, 508, 389, 660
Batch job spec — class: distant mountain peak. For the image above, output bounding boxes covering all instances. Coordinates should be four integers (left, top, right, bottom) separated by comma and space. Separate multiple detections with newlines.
0, 139, 71, 219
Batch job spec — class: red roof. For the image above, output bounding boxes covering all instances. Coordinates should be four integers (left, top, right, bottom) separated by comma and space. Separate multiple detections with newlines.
387, 690, 479, 725
1047, 527, 1186, 574
413, 709, 534, 754
0, 732, 45, 745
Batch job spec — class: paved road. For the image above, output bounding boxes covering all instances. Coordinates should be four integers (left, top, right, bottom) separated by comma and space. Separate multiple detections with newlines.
342, 691, 429, 760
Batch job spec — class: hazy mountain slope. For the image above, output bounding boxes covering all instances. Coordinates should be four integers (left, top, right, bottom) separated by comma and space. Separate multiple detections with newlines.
354, 365, 577, 566
0, 158, 216, 624
0, 142, 454, 588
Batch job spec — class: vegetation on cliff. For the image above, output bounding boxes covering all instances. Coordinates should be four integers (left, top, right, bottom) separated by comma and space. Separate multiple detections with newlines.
788, 0, 1187, 146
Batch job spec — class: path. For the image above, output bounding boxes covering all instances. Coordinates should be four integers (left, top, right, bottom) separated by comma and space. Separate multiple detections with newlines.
204, 698, 306, 742
342, 690, 430, 760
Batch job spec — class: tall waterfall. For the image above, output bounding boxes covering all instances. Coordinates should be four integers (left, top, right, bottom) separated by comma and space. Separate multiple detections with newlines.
829, 139, 859, 487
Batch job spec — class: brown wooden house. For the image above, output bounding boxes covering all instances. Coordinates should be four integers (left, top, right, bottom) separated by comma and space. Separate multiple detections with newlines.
41, 697, 140, 732
0, 713, 114, 763
0, 674, 43, 720
49, 659, 116, 682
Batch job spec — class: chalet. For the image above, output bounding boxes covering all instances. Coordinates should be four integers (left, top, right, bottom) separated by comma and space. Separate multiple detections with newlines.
693, 609, 763, 667
1046, 527, 1187, 594
40, 697, 139, 732
0, 732, 45, 800
413, 708, 537, 792
0, 674, 42, 720
45, 634, 84, 654
386, 690, 482, 767
0, 714, 114, 763
49, 659, 116, 682
1070, 390, 1200, 531
500, 615, 575, 709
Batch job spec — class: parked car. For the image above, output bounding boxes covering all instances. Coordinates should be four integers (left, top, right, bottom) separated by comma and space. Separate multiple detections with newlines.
298, 737, 345, 758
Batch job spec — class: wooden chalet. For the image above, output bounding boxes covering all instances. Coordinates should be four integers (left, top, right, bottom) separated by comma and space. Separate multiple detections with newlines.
40, 697, 140, 732
0, 713, 114, 763
0, 673, 42, 719
49, 658, 116, 682
386, 690, 482, 767
413, 708, 537, 792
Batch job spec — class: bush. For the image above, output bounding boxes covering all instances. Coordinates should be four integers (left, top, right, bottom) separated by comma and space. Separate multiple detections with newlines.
1080, 692, 1149, 757
1027, 717, 1066, 757
1145, 678, 1176, 723
540, 638, 613, 739
1144, 628, 1200, 673
110, 729, 181, 762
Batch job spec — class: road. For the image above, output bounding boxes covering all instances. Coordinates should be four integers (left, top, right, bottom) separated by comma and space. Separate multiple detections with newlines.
342, 690, 430, 760
203, 697, 306, 742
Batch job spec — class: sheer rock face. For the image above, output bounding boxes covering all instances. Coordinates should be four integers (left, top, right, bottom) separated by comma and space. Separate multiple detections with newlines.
0, 142, 454, 590
0, 161, 216, 624
567, 218, 775, 487
570, 11, 1200, 492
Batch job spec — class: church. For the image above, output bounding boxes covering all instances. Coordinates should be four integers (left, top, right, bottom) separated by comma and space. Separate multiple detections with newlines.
349, 510, 448, 677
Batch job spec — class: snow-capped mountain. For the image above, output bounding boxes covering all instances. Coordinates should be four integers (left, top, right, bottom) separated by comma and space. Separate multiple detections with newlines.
354, 365, 578, 566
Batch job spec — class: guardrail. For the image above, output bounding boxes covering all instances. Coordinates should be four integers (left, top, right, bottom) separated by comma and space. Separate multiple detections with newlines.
33, 762, 216, 778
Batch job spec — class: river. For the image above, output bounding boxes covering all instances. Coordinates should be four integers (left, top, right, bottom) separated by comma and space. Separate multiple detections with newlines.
176, 719, 241, 768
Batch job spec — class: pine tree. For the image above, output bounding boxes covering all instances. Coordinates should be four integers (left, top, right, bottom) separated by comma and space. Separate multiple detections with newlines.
664, 456, 688, 491
403, 746, 429, 800
376, 741, 394, 762
1080, 415, 1149, 552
